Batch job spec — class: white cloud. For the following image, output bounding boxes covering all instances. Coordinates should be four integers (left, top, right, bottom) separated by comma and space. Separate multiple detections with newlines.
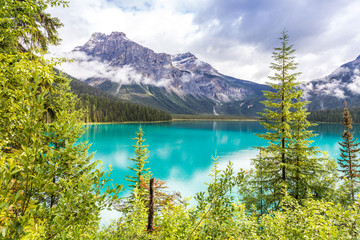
332, 88, 346, 99
99, 208, 122, 227
48, 0, 360, 84
48, 0, 201, 55
347, 76, 360, 94
58, 51, 172, 87
305, 78, 346, 99
165, 149, 256, 199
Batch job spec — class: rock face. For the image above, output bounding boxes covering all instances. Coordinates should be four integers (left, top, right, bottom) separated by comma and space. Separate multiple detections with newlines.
302, 55, 360, 110
67, 32, 271, 115
74, 32, 174, 81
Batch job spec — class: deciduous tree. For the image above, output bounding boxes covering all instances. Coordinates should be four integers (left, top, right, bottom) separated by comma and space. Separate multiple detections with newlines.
0, 1, 122, 238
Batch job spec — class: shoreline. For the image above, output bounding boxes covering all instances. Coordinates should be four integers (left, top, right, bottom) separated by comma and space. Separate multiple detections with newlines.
82, 120, 172, 125
81, 118, 344, 125
82, 119, 259, 125
171, 118, 259, 122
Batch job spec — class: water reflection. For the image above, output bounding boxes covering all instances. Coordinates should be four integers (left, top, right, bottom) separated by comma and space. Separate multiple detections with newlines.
80, 121, 354, 199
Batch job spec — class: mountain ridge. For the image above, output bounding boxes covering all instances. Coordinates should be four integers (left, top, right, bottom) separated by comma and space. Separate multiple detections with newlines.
302, 54, 360, 110
63, 31, 360, 116
64, 31, 271, 115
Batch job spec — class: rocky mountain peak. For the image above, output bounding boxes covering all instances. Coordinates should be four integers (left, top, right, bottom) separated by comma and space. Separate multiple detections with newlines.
172, 52, 197, 62
73, 32, 106, 52
109, 31, 127, 39
90, 32, 106, 41
66, 31, 270, 115
72, 31, 172, 71
88, 31, 128, 43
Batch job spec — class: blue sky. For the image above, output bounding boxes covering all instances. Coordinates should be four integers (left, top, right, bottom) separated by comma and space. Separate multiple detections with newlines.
49, 0, 360, 83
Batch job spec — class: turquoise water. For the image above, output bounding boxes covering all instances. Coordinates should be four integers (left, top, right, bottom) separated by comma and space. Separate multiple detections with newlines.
80, 121, 358, 198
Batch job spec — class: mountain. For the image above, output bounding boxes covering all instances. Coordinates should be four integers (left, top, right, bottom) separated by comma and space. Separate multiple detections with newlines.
65, 32, 271, 116
302, 55, 360, 111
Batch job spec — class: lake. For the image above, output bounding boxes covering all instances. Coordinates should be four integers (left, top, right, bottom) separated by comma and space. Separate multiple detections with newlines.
80, 121, 358, 199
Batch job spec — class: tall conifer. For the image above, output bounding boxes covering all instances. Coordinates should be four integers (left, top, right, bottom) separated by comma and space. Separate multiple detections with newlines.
126, 126, 152, 191
248, 30, 332, 211
289, 94, 321, 200
255, 30, 302, 208
338, 101, 360, 202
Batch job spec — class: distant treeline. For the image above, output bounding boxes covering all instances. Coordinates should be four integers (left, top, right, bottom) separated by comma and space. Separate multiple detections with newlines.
308, 107, 360, 123
69, 78, 172, 123
172, 114, 259, 120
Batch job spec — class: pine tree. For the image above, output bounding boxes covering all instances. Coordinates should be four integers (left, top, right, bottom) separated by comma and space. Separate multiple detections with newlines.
242, 147, 274, 216
253, 30, 302, 209
338, 101, 360, 202
249, 30, 334, 211
125, 126, 152, 191
289, 93, 324, 200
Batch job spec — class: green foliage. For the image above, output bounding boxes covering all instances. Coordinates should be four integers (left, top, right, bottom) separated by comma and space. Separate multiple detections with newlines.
99, 151, 360, 239
117, 127, 181, 228
0, 0, 67, 54
0, 53, 122, 239
3, 2, 359, 238
156, 200, 195, 239
308, 107, 360, 123
338, 101, 360, 203
254, 30, 303, 209
249, 30, 337, 212
0, 0, 122, 238
125, 127, 152, 191
191, 154, 246, 239
97, 189, 152, 240
258, 193, 360, 239
69, 77, 172, 123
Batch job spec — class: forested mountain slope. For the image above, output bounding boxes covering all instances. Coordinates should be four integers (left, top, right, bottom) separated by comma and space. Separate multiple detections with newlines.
69, 76, 172, 122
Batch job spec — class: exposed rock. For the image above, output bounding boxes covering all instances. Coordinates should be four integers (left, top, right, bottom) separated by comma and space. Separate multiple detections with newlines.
302, 55, 360, 110
68, 32, 270, 115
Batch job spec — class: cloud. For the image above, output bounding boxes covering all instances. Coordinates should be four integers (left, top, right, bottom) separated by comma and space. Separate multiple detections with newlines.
58, 51, 172, 87
332, 88, 346, 99
347, 76, 360, 94
304, 78, 346, 99
99, 208, 122, 227
165, 149, 256, 199
48, 0, 360, 84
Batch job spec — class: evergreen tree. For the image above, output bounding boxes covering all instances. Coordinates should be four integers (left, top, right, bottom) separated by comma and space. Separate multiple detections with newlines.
125, 126, 152, 192
248, 30, 334, 212
338, 101, 360, 202
244, 148, 273, 216
253, 30, 302, 209
288, 90, 321, 200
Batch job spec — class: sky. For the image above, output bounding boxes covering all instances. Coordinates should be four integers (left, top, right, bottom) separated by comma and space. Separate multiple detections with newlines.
48, 0, 360, 84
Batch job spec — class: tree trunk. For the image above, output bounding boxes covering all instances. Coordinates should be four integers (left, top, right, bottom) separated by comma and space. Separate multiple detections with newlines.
147, 178, 155, 232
